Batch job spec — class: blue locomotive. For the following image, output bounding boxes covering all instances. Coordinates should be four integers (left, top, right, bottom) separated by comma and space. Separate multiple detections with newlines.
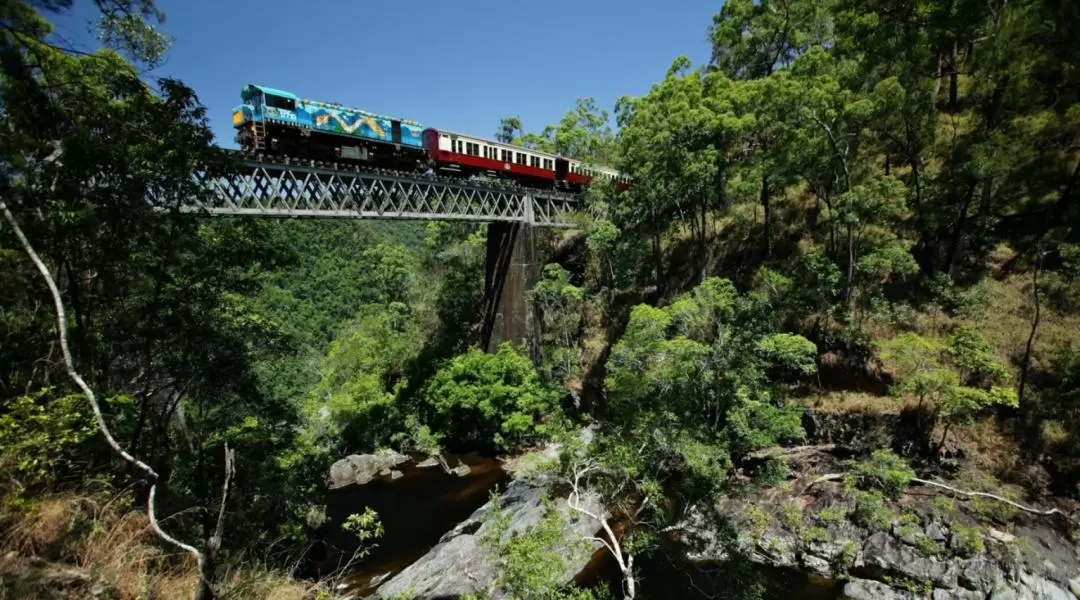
232, 84, 427, 170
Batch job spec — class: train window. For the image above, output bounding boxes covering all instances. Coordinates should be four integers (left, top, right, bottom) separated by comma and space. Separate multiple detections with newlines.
501, 149, 511, 162
265, 94, 295, 111
516, 152, 526, 165
529, 156, 539, 168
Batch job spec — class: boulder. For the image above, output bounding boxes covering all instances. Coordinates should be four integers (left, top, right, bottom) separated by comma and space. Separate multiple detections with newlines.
327, 450, 410, 490
842, 578, 915, 600
374, 477, 608, 599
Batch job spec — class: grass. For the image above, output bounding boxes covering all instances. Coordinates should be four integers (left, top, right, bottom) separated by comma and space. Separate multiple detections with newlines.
0, 493, 332, 600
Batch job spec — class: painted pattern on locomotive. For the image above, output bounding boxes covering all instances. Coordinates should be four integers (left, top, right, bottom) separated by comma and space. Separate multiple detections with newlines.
302, 100, 423, 148
233, 84, 424, 149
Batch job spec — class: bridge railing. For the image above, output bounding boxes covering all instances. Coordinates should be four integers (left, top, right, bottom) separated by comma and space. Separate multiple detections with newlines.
158, 159, 583, 227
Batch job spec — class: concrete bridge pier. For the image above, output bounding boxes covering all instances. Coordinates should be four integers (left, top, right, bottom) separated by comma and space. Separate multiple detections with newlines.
481, 221, 538, 358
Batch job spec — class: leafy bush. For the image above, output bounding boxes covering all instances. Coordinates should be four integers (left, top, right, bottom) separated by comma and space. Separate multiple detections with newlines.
950, 523, 985, 557
851, 490, 895, 531
423, 343, 559, 450
845, 449, 915, 498
0, 390, 94, 511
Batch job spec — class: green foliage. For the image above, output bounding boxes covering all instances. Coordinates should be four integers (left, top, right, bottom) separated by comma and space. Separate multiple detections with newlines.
605, 277, 811, 465
422, 344, 559, 451
880, 332, 1018, 448
817, 506, 846, 524
0, 390, 94, 509
802, 526, 829, 545
932, 495, 956, 515
950, 523, 985, 557
342, 507, 384, 560
845, 449, 915, 499
741, 505, 771, 541
883, 575, 933, 596
530, 264, 586, 386
305, 303, 426, 452
479, 491, 603, 600
851, 490, 895, 531
913, 534, 945, 557
778, 500, 803, 532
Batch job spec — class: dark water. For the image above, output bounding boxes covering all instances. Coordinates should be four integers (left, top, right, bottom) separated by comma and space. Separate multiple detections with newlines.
321, 454, 840, 599
576, 541, 842, 600
320, 452, 509, 596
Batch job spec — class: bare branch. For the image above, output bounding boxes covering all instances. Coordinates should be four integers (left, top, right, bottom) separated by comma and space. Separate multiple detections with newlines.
746, 444, 838, 460
911, 478, 1070, 519
803, 472, 844, 491
804, 471, 1072, 521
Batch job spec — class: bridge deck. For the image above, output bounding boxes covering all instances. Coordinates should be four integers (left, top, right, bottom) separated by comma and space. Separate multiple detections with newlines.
162, 159, 583, 226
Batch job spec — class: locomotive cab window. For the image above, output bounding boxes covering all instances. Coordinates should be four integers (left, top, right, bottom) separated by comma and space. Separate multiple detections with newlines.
265, 94, 295, 111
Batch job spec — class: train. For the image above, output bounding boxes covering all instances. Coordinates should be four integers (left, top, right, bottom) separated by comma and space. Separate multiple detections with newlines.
231, 84, 630, 192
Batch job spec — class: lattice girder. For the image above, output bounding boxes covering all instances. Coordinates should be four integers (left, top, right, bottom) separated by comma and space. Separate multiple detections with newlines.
168, 160, 582, 226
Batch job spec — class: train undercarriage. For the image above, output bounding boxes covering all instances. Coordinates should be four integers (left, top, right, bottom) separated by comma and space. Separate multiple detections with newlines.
236, 123, 427, 173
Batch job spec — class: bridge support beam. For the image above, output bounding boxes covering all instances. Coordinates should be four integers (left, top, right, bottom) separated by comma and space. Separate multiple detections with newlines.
481, 222, 537, 356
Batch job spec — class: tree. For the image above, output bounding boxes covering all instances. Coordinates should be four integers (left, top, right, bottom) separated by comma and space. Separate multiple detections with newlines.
529, 264, 586, 387
551, 278, 814, 596
0, 1, 317, 589
880, 331, 1017, 450
496, 116, 524, 144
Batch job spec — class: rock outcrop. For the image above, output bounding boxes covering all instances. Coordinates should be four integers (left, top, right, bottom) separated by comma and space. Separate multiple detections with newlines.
374, 476, 608, 599
327, 450, 412, 489
677, 449, 1080, 600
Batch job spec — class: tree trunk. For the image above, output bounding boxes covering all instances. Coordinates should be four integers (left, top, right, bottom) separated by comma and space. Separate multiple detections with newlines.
1017, 244, 1044, 407
700, 188, 708, 281
844, 223, 855, 313
651, 218, 663, 300
933, 51, 943, 104
942, 182, 978, 276
760, 177, 772, 260
949, 40, 959, 109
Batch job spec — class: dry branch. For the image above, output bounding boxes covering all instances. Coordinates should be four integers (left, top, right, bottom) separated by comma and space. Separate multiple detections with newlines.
911, 478, 1068, 519
746, 444, 838, 460
802, 469, 1071, 521
1, 200, 230, 599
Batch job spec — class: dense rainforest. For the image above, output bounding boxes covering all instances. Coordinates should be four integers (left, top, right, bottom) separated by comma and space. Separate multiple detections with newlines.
1, 0, 1079, 599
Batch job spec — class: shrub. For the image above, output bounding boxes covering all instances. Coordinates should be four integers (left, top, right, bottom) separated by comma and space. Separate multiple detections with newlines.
845, 449, 915, 499
950, 523, 985, 557
423, 343, 559, 450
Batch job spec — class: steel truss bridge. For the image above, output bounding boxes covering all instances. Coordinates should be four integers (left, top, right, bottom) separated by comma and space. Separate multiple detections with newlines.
165, 157, 584, 227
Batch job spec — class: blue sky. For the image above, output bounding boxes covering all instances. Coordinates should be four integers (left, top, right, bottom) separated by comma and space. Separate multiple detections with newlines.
50, 0, 717, 147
